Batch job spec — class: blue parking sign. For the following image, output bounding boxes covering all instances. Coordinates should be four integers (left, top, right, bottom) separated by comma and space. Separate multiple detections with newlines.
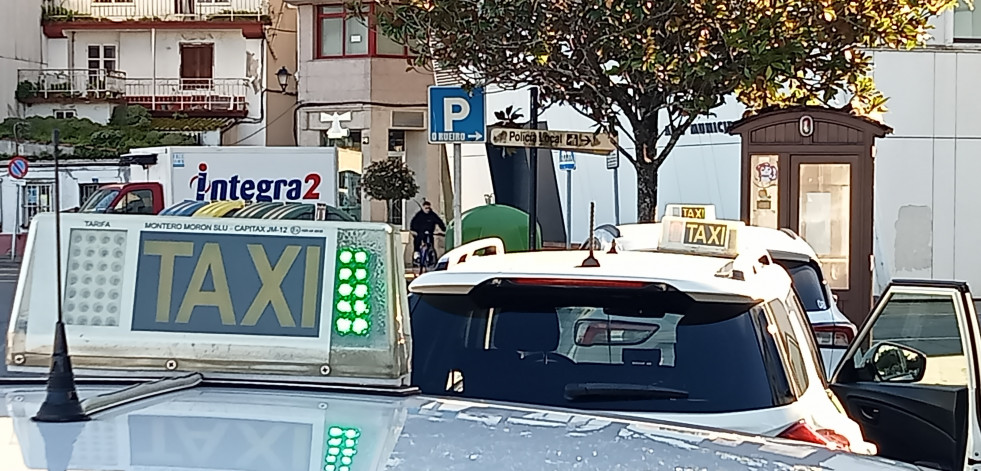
428, 86, 486, 144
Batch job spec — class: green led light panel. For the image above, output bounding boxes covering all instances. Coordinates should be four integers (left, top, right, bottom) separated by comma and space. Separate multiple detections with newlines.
334, 248, 371, 336
324, 425, 361, 471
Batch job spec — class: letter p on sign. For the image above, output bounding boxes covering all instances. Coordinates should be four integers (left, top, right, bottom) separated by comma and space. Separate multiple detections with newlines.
443, 97, 470, 131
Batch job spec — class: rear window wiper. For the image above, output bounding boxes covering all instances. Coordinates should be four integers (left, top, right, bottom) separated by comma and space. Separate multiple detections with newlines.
81, 373, 203, 415
564, 383, 690, 402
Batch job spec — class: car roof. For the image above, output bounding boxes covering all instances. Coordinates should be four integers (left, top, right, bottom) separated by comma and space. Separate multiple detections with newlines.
411, 249, 792, 303
0, 384, 923, 471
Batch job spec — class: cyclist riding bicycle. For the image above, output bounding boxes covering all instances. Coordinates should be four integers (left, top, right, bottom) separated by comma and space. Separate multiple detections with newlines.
409, 200, 446, 264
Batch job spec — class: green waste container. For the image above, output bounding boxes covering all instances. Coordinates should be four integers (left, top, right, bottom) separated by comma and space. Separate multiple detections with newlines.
444, 204, 542, 252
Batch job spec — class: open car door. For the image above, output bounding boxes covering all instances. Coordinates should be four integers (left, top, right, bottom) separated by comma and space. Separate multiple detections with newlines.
831, 280, 981, 471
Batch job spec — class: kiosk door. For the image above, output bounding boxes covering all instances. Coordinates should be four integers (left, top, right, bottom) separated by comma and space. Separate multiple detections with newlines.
788, 156, 871, 324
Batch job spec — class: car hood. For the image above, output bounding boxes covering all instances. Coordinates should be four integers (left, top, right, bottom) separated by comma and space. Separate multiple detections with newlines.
0, 384, 929, 471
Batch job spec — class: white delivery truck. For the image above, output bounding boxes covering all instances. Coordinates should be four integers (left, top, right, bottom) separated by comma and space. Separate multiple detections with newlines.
77, 146, 338, 215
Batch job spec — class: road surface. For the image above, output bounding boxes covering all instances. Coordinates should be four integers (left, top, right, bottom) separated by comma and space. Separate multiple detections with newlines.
0, 258, 20, 377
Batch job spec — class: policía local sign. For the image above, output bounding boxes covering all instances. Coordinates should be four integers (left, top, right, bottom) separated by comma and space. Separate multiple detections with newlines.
489, 127, 617, 155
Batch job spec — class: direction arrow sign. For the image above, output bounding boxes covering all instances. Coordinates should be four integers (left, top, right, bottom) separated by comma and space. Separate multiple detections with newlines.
489, 127, 616, 155
428, 86, 487, 144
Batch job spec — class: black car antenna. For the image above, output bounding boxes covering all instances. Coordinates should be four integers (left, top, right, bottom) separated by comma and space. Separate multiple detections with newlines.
579, 202, 600, 268
32, 128, 89, 423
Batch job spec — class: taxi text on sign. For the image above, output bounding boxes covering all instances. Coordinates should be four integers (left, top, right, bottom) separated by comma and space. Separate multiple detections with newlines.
680, 206, 707, 219
132, 231, 326, 337
683, 221, 730, 248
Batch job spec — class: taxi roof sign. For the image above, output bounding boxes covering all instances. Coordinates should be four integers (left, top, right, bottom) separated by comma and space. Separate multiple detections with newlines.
662, 204, 716, 221
658, 216, 742, 258
6, 213, 411, 388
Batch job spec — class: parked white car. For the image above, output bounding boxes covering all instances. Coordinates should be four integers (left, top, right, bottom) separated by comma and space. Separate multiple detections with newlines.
583, 204, 857, 377
410, 217, 876, 453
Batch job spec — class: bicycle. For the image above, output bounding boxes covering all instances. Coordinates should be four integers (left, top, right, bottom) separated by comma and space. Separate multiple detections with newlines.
414, 231, 443, 274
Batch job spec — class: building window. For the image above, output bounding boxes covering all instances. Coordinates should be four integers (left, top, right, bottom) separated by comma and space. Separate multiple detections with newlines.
321, 129, 363, 151
315, 3, 412, 59
180, 43, 214, 90
88, 45, 116, 72
338, 170, 362, 221
955, 4, 981, 41
387, 130, 406, 226
54, 110, 77, 119
78, 183, 101, 206
88, 45, 116, 90
21, 183, 54, 227
322, 129, 363, 221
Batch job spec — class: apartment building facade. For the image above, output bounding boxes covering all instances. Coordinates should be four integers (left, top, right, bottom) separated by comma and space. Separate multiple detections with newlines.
14, 0, 291, 145
284, 0, 448, 225
1, 0, 44, 121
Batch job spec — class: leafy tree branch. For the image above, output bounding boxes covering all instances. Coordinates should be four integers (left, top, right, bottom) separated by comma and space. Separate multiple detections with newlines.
362, 0, 963, 220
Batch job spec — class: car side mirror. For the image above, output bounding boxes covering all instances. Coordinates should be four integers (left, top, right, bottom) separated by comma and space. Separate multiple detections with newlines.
867, 342, 927, 383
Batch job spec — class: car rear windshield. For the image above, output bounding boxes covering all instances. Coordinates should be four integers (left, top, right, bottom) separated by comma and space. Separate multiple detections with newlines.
409, 285, 786, 414
784, 263, 830, 312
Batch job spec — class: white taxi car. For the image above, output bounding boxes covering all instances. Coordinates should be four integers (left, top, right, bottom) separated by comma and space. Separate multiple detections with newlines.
0, 212, 940, 471
583, 204, 857, 377
410, 217, 875, 453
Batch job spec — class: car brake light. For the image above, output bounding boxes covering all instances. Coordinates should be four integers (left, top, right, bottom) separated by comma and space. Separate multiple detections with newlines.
575, 320, 659, 346
812, 324, 856, 348
777, 420, 851, 451
510, 278, 650, 289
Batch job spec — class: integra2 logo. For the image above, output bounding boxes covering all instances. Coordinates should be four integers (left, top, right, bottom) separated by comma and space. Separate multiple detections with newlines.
189, 163, 322, 202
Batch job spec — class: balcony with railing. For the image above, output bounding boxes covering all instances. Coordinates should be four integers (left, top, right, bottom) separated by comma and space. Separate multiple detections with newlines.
125, 78, 249, 117
17, 69, 250, 118
42, 0, 269, 22
16, 69, 126, 103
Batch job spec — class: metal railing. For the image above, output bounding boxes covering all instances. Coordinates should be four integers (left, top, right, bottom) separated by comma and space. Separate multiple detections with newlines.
16, 69, 126, 100
15, 69, 249, 114
124, 77, 249, 113
42, 0, 269, 22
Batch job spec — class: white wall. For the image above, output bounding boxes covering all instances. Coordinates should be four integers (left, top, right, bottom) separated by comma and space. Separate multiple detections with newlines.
233, 38, 267, 145
62, 30, 265, 129
0, 164, 128, 234
0, 0, 43, 119
44, 38, 69, 69
869, 48, 981, 295
23, 103, 114, 124
69, 30, 251, 78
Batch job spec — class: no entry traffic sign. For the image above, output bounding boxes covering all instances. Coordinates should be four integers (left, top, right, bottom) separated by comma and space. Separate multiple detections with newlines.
8, 156, 28, 179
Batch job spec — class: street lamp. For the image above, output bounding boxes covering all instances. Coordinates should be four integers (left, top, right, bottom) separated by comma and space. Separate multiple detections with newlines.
276, 66, 291, 92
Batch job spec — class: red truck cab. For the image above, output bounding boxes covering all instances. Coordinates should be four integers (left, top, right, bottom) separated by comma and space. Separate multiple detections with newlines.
78, 183, 165, 215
